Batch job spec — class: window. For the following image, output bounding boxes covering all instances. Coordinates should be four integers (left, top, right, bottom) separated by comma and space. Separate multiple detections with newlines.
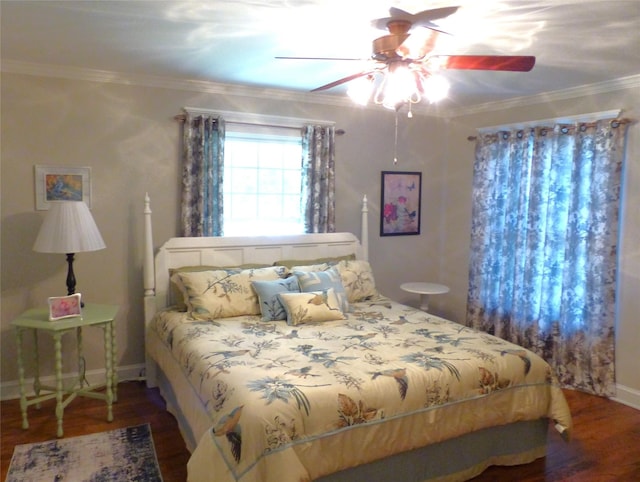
223, 130, 304, 236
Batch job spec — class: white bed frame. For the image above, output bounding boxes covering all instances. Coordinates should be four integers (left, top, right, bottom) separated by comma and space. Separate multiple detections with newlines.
143, 193, 370, 387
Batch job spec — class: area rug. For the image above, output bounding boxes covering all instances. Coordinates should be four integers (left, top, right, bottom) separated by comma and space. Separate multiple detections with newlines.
6, 423, 163, 481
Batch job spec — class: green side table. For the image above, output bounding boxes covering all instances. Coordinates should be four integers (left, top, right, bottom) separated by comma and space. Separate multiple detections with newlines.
12, 303, 119, 437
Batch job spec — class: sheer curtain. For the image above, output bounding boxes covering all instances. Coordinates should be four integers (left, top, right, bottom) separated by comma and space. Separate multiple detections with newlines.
301, 124, 336, 233
466, 118, 630, 396
180, 113, 225, 236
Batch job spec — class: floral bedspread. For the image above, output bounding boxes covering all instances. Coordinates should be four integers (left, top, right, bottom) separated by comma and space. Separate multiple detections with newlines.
151, 297, 572, 482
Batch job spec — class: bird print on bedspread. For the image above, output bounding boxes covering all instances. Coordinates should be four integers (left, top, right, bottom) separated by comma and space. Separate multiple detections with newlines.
500, 349, 532, 375
371, 368, 409, 400
213, 405, 244, 463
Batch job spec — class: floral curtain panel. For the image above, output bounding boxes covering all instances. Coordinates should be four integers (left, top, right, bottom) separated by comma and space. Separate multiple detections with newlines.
301, 125, 336, 233
466, 119, 630, 396
181, 113, 225, 236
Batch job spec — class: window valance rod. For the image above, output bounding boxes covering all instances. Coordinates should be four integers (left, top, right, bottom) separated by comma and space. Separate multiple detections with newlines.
174, 107, 335, 130
476, 109, 622, 134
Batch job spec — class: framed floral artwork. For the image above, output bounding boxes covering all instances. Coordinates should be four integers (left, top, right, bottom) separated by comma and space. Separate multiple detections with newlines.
34, 165, 92, 210
380, 171, 422, 236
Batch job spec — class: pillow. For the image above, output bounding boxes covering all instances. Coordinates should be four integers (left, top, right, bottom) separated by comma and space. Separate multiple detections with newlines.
169, 264, 270, 311
278, 289, 346, 325
336, 260, 379, 302
172, 266, 286, 319
293, 267, 349, 312
274, 253, 356, 269
289, 263, 330, 273
252, 277, 301, 322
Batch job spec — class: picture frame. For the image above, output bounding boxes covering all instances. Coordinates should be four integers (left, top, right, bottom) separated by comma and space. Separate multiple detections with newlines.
48, 293, 82, 321
34, 165, 92, 210
380, 171, 422, 236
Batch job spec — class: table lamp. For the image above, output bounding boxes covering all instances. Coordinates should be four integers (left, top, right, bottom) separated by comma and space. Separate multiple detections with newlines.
33, 201, 106, 305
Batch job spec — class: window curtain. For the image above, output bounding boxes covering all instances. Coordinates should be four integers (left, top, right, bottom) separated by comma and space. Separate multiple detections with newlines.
466, 118, 630, 397
301, 124, 336, 233
181, 113, 225, 236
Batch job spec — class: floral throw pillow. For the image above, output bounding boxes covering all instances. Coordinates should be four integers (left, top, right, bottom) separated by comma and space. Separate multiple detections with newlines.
278, 289, 346, 326
336, 260, 379, 302
171, 266, 286, 320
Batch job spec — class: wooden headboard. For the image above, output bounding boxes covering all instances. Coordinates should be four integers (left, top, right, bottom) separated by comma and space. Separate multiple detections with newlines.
142, 194, 369, 384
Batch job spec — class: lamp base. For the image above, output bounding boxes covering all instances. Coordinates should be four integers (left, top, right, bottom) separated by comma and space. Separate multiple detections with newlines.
65, 253, 84, 307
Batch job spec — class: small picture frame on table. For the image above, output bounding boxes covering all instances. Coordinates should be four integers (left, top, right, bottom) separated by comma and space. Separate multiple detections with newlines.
48, 293, 82, 321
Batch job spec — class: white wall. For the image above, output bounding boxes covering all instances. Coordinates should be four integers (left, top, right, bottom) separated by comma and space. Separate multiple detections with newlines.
2, 71, 637, 408
0, 71, 448, 395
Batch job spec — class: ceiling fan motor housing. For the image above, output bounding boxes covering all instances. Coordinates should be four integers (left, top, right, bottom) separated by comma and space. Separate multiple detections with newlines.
373, 32, 410, 61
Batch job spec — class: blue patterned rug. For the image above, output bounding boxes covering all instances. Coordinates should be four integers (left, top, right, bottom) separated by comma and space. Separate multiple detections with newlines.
6, 423, 163, 481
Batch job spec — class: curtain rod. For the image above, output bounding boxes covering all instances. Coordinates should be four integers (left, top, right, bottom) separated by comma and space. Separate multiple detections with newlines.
467, 110, 634, 141
476, 109, 622, 134
174, 115, 345, 135
175, 107, 335, 129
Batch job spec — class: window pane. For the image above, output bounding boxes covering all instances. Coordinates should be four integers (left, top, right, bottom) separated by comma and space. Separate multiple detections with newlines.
258, 169, 282, 194
282, 195, 302, 218
228, 168, 257, 193
229, 141, 258, 167
282, 145, 302, 169
257, 194, 281, 218
282, 170, 301, 193
223, 130, 304, 235
229, 194, 258, 219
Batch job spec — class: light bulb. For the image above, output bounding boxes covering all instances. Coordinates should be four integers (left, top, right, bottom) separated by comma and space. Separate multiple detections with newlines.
422, 74, 450, 103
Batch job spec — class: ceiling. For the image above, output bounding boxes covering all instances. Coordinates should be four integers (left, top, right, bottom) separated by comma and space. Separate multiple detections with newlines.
2, 0, 639, 114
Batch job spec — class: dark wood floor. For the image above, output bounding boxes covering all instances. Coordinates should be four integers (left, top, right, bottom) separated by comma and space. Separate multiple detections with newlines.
2, 381, 639, 481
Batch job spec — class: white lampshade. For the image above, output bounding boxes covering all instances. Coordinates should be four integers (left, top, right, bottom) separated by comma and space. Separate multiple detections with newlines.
34, 201, 106, 254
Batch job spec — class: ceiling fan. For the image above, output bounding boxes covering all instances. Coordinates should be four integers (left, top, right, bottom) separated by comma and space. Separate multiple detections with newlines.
277, 6, 535, 109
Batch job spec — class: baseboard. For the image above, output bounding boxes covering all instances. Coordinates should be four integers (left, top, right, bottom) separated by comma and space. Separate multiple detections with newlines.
0, 363, 145, 401
613, 383, 640, 410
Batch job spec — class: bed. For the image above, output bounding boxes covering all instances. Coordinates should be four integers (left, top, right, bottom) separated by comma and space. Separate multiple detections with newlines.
142, 194, 572, 482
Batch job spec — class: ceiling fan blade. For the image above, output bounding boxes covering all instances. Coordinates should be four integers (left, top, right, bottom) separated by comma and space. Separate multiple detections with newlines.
276, 56, 363, 61
372, 6, 459, 30
310, 71, 375, 92
410, 6, 460, 26
438, 55, 536, 72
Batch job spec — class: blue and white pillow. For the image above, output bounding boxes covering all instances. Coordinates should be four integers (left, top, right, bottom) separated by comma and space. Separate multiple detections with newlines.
292, 267, 349, 313
252, 277, 300, 321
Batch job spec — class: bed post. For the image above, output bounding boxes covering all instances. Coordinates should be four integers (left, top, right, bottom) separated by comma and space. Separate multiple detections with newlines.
143, 193, 158, 387
361, 195, 369, 261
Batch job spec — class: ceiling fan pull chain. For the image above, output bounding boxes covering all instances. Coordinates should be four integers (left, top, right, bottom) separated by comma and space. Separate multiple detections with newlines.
394, 110, 399, 164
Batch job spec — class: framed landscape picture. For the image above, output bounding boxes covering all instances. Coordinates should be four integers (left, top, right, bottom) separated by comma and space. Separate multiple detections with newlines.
35, 165, 92, 210
380, 171, 422, 236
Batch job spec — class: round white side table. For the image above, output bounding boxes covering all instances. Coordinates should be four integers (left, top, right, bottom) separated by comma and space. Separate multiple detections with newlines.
400, 282, 450, 312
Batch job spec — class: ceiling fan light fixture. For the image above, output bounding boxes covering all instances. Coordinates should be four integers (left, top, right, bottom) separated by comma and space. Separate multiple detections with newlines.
347, 74, 375, 105
375, 62, 423, 110
422, 74, 450, 103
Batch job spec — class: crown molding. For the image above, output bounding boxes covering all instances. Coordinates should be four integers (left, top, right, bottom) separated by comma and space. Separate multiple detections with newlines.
2, 59, 638, 120
0, 59, 355, 109
445, 74, 640, 118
